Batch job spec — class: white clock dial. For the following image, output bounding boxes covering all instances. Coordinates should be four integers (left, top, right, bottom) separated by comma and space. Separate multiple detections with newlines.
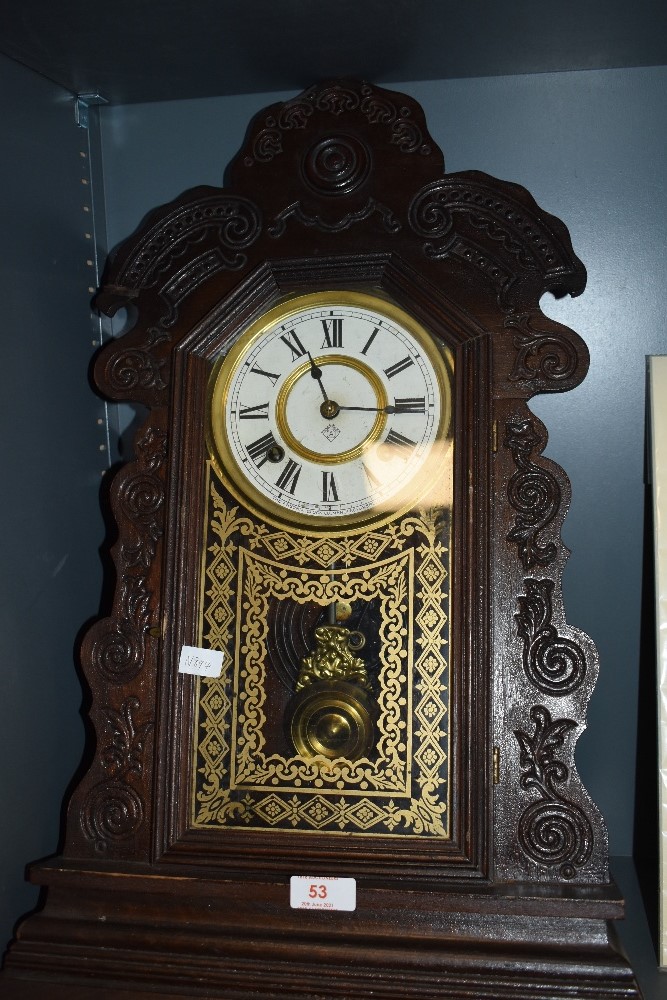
209, 292, 452, 526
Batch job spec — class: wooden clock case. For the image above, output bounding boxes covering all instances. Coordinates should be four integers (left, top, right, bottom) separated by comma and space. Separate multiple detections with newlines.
0, 80, 641, 999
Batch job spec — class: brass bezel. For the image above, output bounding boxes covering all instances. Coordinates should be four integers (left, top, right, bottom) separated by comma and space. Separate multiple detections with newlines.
207, 290, 453, 531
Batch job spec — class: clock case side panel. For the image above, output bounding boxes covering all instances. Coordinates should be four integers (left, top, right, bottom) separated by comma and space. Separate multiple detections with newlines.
61, 405, 168, 860
407, 163, 611, 885
486, 300, 609, 884
492, 399, 609, 883
59, 210, 280, 862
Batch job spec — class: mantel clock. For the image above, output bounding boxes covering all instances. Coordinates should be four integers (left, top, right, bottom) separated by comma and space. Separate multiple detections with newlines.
0, 81, 642, 999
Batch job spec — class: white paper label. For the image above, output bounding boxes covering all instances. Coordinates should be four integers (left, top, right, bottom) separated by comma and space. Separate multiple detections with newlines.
290, 876, 356, 911
178, 645, 223, 678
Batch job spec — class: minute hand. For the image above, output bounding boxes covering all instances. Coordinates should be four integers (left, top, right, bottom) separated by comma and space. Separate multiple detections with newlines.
337, 404, 396, 414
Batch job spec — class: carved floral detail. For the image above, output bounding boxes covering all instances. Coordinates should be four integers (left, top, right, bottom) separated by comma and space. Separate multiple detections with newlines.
135, 425, 168, 471
92, 575, 152, 684
250, 128, 283, 163
505, 418, 560, 569
515, 579, 586, 696
82, 425, 165, 847
107, 344, 168, 395
100, 697, 154, 778
515, 706, 593, 878
91, 427, 167, 685
278, 101, 313, 130
119, 469, 164, 569
100, 198, 262, 398
83, 698, 152, 850
315, 84, 360, 116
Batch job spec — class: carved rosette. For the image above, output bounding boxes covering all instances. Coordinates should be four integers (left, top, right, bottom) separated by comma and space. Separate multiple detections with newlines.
515, 706, 593, 878
243, 81, 433, 169
230, 80, 436, 237
505, 418, 560, 569
81, 781, 145, 853
91, 575, 152, 685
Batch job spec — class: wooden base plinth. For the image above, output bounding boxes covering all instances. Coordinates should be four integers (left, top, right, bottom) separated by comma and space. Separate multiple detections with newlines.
0, 861, 642, 999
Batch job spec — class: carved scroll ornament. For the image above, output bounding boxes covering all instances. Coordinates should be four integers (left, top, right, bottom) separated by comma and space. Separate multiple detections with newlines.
515, 578, 586, 696
515, 705, 593, 879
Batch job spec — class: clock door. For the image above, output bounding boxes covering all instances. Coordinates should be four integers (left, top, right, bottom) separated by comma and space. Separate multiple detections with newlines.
191, 292, 454, 848
155, 272, 478, 877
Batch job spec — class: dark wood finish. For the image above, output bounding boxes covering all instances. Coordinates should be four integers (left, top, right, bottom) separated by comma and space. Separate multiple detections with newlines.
0, 80, 641, 998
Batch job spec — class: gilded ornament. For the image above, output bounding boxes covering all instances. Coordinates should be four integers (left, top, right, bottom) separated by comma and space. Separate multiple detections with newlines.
296, 625, 371, 692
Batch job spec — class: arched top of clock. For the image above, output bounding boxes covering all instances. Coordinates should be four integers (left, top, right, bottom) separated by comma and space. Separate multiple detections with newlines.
95, 79, 587, 409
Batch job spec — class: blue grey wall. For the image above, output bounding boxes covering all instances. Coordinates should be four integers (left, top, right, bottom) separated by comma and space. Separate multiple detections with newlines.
0, 54, 106, 951
100, 66, 667, 857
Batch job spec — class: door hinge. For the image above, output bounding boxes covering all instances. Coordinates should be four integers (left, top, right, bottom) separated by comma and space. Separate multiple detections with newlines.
492, 746, 500, 784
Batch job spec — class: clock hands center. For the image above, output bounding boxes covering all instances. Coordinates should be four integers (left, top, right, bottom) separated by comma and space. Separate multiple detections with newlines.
305, 354, 394, 419
320, 402, 397, 416
318, 399, 397, 420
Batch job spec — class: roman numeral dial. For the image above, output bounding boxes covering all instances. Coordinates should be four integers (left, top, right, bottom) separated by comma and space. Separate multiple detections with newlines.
209, 291, 452, 526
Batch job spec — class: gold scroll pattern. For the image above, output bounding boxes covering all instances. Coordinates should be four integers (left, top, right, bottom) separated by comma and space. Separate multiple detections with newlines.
193, 469, 450, 838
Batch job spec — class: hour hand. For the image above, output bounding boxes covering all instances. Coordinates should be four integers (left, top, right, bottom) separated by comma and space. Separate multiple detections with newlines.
307, 352, 329, 403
